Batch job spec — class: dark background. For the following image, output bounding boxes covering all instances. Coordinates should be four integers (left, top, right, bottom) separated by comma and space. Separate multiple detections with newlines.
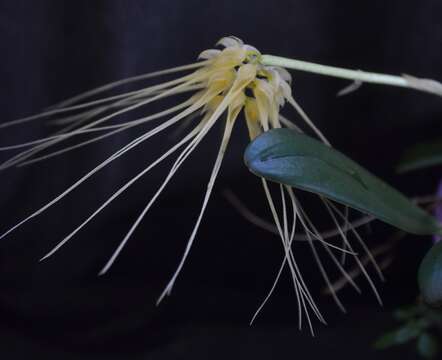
0, 0, 441, 359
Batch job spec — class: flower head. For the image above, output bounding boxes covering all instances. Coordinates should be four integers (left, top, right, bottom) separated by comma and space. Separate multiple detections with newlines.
186, 36, 294, 140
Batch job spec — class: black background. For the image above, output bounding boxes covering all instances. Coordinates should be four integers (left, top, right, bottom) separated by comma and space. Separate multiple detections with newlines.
0, 1, 441, 359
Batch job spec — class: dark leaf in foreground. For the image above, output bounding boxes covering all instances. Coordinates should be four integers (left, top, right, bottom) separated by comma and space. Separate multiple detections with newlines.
244, 128, 442, 235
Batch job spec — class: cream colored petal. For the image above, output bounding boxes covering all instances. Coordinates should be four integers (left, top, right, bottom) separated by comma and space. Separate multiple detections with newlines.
254, 79, 274, 103
234, 63, 257, 89
229, 36, 244, 45
244, 99, 262, 140
274, 93, 286, 107
242, 44, 260, 54
212, 47, 247, 68
188, 90, 206, 104
229, 91, 246, 113
269, 100, 281, 129
203, 95, 224, 114
268, 68, 282, 90
279, 80, 292, 100
198, 49, 221, 60
272, 66, 292, 83
207, 69, 236, 93
244, 98, 259, 122
253, 87, 270, 131
216, 36, 243, 48
245, 116, 262, 140
228, 95, 245, 123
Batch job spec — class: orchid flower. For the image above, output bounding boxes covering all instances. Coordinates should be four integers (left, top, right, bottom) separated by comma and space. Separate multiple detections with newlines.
1, 36, 441, 334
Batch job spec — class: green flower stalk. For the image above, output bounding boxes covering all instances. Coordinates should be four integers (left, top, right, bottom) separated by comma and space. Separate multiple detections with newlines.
262, 55, 442, 97
1, 36, 440, 334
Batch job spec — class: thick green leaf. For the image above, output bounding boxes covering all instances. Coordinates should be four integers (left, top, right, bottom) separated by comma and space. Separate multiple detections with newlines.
244, 128, 442, 235
397, 140, 442, 173
419, 241, 442, 307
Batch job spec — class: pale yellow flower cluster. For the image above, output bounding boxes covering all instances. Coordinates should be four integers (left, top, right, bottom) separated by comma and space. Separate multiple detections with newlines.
196, 36, 293, 140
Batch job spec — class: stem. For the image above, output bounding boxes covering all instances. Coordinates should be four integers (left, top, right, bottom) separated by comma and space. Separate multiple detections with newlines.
262, 54, 442, 98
